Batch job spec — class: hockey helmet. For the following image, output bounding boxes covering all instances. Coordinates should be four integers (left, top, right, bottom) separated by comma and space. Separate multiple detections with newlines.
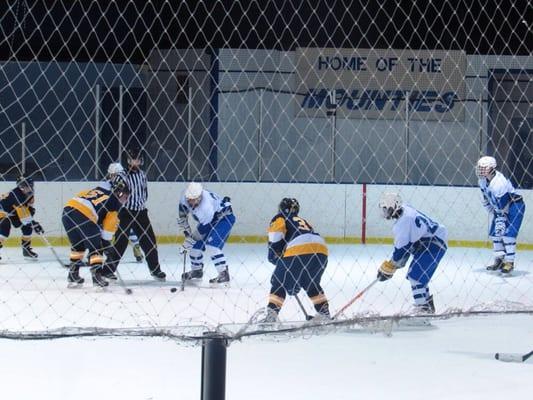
379, 192, 402, 220
107, 162, 125, 176
279, 197, 300, 216
475, 156, 497, 178
16, 175, 34, 193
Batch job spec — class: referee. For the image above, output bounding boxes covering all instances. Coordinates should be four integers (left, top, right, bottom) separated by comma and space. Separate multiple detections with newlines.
103, 146, 166, 281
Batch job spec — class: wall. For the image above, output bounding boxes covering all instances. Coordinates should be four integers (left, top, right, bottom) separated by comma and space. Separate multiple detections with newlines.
1, 182, 531, 245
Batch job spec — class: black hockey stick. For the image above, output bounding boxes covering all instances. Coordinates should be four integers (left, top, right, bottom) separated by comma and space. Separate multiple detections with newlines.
114, 269, 133, 295
495, 350, 533, 363
294, 294, 313, 321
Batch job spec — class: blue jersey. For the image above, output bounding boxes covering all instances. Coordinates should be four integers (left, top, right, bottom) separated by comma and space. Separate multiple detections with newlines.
391, 205, 447, 265
0, 187, 34, 225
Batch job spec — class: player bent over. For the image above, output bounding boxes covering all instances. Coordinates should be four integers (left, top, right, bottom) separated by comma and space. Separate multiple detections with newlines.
179, 182, 235, 285
262, 198, 331, 323
62, 175, 129, 287
476, 156, 525, 274
104, 163, 144, 263
0, 176, 44, 260
377, 192, 447, 314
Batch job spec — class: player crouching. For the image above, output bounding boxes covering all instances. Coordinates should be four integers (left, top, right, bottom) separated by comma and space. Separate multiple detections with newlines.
62, 175, 129, 288
377, 192, 447, 315
261, 198, 331, 323
0, 176, 44, 260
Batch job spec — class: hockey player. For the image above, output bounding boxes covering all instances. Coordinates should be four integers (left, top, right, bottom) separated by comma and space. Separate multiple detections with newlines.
0, 176, 44, 260
377, 192, 447, 314
104, 163, 144, 263
179, 182, 235, 284
476, 156, 525, 274
62, 174, 129, 287
261, 198, 331, 322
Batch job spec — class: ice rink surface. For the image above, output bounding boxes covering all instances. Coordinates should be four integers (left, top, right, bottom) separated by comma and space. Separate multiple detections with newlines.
0, 243, 532, 399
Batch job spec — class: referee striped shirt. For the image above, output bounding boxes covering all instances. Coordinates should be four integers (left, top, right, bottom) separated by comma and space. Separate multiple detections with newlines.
125, 169, 148, 211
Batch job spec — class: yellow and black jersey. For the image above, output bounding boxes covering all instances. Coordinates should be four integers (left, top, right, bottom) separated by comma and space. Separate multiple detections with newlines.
0, 188, 34, 224
64, 187, 122, 240
267, 213, 328, 263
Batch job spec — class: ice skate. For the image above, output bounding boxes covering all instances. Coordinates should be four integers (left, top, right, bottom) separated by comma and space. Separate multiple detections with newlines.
500, 261, 514, 275
150, 268, 166, 282
67, 262, 85, 288
22, 244, 38, 260
486, 257, 503, 271
90, 266, 109, 288
181, 268, 203, 281
209, 269, 230, 287
132, 244, 143, 262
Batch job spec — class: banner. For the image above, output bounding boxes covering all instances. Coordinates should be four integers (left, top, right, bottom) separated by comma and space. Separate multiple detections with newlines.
295, 48, 466, 120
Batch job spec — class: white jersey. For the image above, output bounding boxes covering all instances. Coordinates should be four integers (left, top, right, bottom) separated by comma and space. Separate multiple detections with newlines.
479, 171, 519, 214
391, 205, 448, 264
178, 189, 225, 228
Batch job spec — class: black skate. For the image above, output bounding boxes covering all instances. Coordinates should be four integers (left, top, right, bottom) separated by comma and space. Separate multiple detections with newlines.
101, 267, 118, 281
132, 244, 143, 262
67, 262, 85, 288
90, 266, 109, 288
209, 269, 230, 286
22, 245, 38, 260
486, 258, 503, 271
500, 261, 514, 274
181, 269, 203, 281
150, 268, 166, 282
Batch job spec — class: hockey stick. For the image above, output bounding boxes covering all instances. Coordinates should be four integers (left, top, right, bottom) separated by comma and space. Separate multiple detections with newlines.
114, 269, 133, 295
294, 294, 313, 321
38, 232, 68, 269
333, 278, 379, 319
495, 350, 533, 363
181, 251, 187, 292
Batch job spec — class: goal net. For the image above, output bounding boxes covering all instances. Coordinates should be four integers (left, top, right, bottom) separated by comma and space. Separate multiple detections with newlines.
0, 1, 531, 343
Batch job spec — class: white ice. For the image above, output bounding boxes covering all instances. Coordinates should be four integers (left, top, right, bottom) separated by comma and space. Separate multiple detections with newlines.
0, 243, 532, 399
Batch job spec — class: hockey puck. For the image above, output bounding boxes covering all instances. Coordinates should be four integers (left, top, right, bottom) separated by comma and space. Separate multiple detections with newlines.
170, 287, 177, 293
126, 288, 133, 295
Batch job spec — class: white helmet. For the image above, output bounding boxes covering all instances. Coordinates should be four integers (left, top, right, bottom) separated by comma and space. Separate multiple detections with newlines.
379, 192, 403, 220
185, 182, 203, 200
475, 156, 497, 178
107, 162, 125, 176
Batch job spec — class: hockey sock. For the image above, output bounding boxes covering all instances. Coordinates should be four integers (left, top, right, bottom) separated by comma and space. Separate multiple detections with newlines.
207, 245, 228, 273
189, 248, 204, 270
502, 236, 516, 263
491, 237, 505, 260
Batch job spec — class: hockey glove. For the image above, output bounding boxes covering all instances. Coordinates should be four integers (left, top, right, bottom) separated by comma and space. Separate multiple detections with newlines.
494, 216, 506, 237
179, 236, 195, 254
377, 260, 396, 282
31, 221, 44, 234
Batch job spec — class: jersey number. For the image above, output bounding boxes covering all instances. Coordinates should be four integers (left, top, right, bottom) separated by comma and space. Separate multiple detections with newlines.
415, 213, 438, 234
293, 216, 312, 232
82, 190, 109, 206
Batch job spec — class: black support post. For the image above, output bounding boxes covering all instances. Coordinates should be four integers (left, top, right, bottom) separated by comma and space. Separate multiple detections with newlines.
201, 333, 228, 400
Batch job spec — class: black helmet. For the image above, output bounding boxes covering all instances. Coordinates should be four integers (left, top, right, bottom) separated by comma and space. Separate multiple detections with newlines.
111, 173, 130, 197
16, 175, 34, 191
279, 197, 299, 216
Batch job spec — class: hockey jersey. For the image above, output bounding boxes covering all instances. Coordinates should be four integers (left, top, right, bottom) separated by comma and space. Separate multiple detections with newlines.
0, 187, 34, 225
391, 205, 447, 265
65, 186, 122, 240
178, 189, 232, 236
479, 171, 523, 216
268, 213, 328, 263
